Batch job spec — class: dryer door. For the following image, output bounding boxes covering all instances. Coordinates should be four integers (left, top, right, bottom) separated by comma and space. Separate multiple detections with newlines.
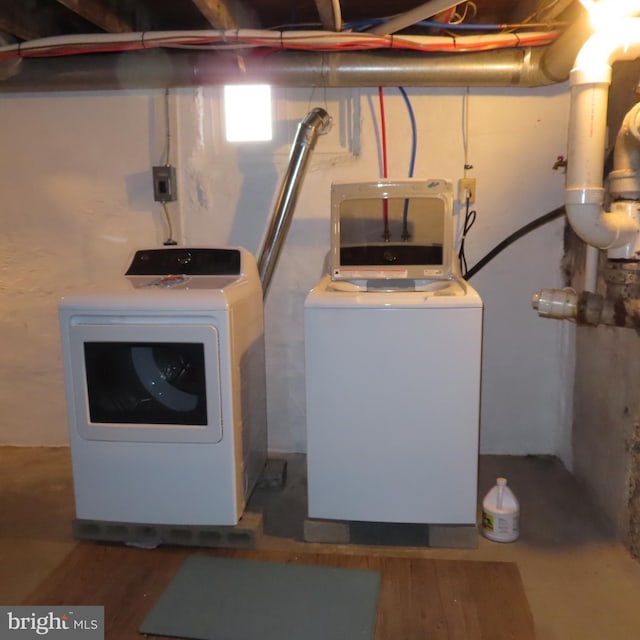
67, 322, 223, 443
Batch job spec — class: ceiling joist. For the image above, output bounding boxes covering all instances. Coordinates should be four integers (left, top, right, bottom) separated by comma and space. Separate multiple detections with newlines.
0, 1, 98, 40
54, 0, 134, 33
191, 0, 238, 29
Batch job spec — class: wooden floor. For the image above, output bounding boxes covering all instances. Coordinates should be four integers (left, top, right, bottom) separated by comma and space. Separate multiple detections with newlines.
8, 448, 640, 638
23, 542, 535, 640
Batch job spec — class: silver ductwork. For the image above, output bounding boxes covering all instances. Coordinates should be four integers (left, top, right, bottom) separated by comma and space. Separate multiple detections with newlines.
257, 107, 332, 297
0, 14, 590, 91
0, 50, 557, 91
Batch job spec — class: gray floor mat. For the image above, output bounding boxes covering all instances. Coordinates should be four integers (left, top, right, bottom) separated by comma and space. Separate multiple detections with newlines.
139, 555, 380, 640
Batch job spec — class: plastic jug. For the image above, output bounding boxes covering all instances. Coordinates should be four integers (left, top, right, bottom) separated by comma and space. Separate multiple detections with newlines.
481, 477, 519, 542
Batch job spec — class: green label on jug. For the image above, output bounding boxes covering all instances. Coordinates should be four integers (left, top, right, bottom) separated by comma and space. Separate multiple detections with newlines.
482, 511, 494, 531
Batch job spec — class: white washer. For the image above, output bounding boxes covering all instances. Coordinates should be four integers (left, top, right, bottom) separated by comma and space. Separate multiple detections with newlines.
305, 180, 483, 525
305, 276, 482, 524
59, 247, 267, 526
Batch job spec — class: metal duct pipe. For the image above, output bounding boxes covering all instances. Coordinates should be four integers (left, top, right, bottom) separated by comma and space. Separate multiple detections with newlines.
0, 18, 589, 92
0, 50, 540, 91
257, 107, 332, 297
536, 9, 591, 84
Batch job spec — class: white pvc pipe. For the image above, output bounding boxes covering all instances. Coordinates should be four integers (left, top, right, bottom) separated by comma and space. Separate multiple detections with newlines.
565, 18, 640, 251
609, 101, 640, 198
584, 245, 599, 292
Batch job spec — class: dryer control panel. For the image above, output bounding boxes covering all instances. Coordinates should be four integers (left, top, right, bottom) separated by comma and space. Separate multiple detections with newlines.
126, 248, 242, 276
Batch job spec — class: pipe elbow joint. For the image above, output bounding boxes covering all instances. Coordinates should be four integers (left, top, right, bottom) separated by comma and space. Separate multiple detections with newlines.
572, 19, 640, 86
569, 62, 612, 87
565, 188, 607, 246
565, 189, 640, 251
301, 107, 332, 136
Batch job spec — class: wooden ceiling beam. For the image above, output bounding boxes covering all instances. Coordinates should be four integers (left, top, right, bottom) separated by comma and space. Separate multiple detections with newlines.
0, 1, 93, 40
0, 16, 37, 41
191, 0, 238, 29
535, 0, 577, 21
54, 0, 133, 32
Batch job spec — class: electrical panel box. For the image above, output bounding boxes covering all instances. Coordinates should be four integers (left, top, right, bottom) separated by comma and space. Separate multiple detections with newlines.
152, 165, 177, 202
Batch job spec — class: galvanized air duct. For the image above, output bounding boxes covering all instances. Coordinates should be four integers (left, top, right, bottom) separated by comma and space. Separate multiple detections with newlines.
257, 107, 332, 297
0, 14, 589, 91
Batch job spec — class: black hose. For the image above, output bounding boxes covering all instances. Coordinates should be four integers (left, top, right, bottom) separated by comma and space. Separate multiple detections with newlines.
464, 205, 566, 280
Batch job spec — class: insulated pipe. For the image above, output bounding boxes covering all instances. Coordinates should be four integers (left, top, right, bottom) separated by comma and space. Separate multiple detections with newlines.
257, 107, 332, 298
564, 18, 640, 252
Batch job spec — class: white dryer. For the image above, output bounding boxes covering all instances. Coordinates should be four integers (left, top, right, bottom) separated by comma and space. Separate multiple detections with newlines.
59, 247, 267, 527
305, 180, 483, 525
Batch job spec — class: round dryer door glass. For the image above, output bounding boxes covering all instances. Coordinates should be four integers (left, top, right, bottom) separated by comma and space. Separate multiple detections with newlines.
84, 342, 208, 425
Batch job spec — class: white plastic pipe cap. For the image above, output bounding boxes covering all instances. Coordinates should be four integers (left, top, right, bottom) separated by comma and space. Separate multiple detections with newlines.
531, 288, 578, 319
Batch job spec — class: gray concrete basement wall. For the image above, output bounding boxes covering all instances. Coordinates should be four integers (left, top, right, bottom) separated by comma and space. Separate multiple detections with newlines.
572, 326, 639, 544
567, 61, 640, 555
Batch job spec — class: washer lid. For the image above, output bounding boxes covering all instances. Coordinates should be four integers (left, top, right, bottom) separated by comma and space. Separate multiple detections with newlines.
305, 274, 483, 309
330, 179, 454, 281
